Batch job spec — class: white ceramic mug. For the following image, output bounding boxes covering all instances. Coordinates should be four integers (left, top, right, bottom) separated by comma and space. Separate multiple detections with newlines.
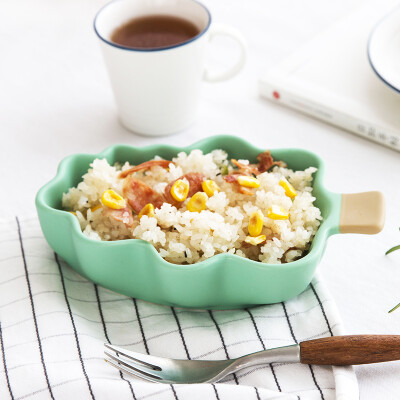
94, 0, 247, 136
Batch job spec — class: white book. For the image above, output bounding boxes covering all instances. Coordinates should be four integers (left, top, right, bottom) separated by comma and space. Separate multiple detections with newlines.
259, 0, 400, 152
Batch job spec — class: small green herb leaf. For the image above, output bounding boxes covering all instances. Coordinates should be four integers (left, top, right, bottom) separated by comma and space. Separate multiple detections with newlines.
386, 228, 400, 313
385, 245, 400, 255
388, 302, 400, 313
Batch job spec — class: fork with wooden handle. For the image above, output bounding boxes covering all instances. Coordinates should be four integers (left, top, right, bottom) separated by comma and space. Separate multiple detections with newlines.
104, 335, 400, 384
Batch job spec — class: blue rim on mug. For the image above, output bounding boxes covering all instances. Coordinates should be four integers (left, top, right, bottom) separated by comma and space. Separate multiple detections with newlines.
94, 0, 212, 53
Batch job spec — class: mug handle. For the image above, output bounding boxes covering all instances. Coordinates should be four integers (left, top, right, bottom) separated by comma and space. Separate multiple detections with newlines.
339, 191, 385, 234
203, 23, 247, 82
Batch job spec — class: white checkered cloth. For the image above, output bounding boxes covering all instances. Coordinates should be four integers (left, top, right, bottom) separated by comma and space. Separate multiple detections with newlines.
0, 216, 359, 400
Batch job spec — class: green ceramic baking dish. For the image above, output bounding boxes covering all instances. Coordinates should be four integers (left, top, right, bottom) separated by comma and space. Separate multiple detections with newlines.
35, 135, 385, 309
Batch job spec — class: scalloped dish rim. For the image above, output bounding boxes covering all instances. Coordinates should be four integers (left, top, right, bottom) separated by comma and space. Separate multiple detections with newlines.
35, 135, 340, 273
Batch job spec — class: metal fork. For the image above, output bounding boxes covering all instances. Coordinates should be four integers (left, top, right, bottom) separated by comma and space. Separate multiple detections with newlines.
104, 335, 400, 384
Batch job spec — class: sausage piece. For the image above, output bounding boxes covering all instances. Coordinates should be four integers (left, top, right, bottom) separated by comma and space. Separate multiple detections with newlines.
123, 176, 165, 213
119, 160, 172, 178
103, 206, 134, 227
164, 172, 205, 205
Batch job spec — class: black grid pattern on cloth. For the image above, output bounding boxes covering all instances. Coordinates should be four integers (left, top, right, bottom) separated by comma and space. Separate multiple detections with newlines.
0, 216, 346, 400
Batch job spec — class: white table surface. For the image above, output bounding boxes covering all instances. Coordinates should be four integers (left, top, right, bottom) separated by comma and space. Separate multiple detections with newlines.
1, 0, 400, 398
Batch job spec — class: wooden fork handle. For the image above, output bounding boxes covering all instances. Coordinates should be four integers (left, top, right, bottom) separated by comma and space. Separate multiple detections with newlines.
300, 335, 400, 365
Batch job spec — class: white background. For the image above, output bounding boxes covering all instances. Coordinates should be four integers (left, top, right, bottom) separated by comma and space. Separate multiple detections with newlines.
1, 0, 400, 398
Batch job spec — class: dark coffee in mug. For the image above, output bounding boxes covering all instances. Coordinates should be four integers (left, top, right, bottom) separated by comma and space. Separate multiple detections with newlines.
111, 14, 200, 49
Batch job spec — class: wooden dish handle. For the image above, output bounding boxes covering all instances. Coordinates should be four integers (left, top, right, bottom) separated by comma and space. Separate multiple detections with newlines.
300, 335, 400, 365
339, 191, 385, 234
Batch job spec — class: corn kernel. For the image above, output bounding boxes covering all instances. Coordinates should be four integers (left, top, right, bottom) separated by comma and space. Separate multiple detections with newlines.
69, 211, 77, 216
187, 192, 208, 212
244, 234, 267, 245
237, 176, 260, 188
101, 189, 126, 210
202, 180, 220, 197
90, 204, 102, 212
279, 179, 297, 199
248, 210, 264, 237
138, 203, 155, 220
171, 179, 189, 202
267, 205, 289, 220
